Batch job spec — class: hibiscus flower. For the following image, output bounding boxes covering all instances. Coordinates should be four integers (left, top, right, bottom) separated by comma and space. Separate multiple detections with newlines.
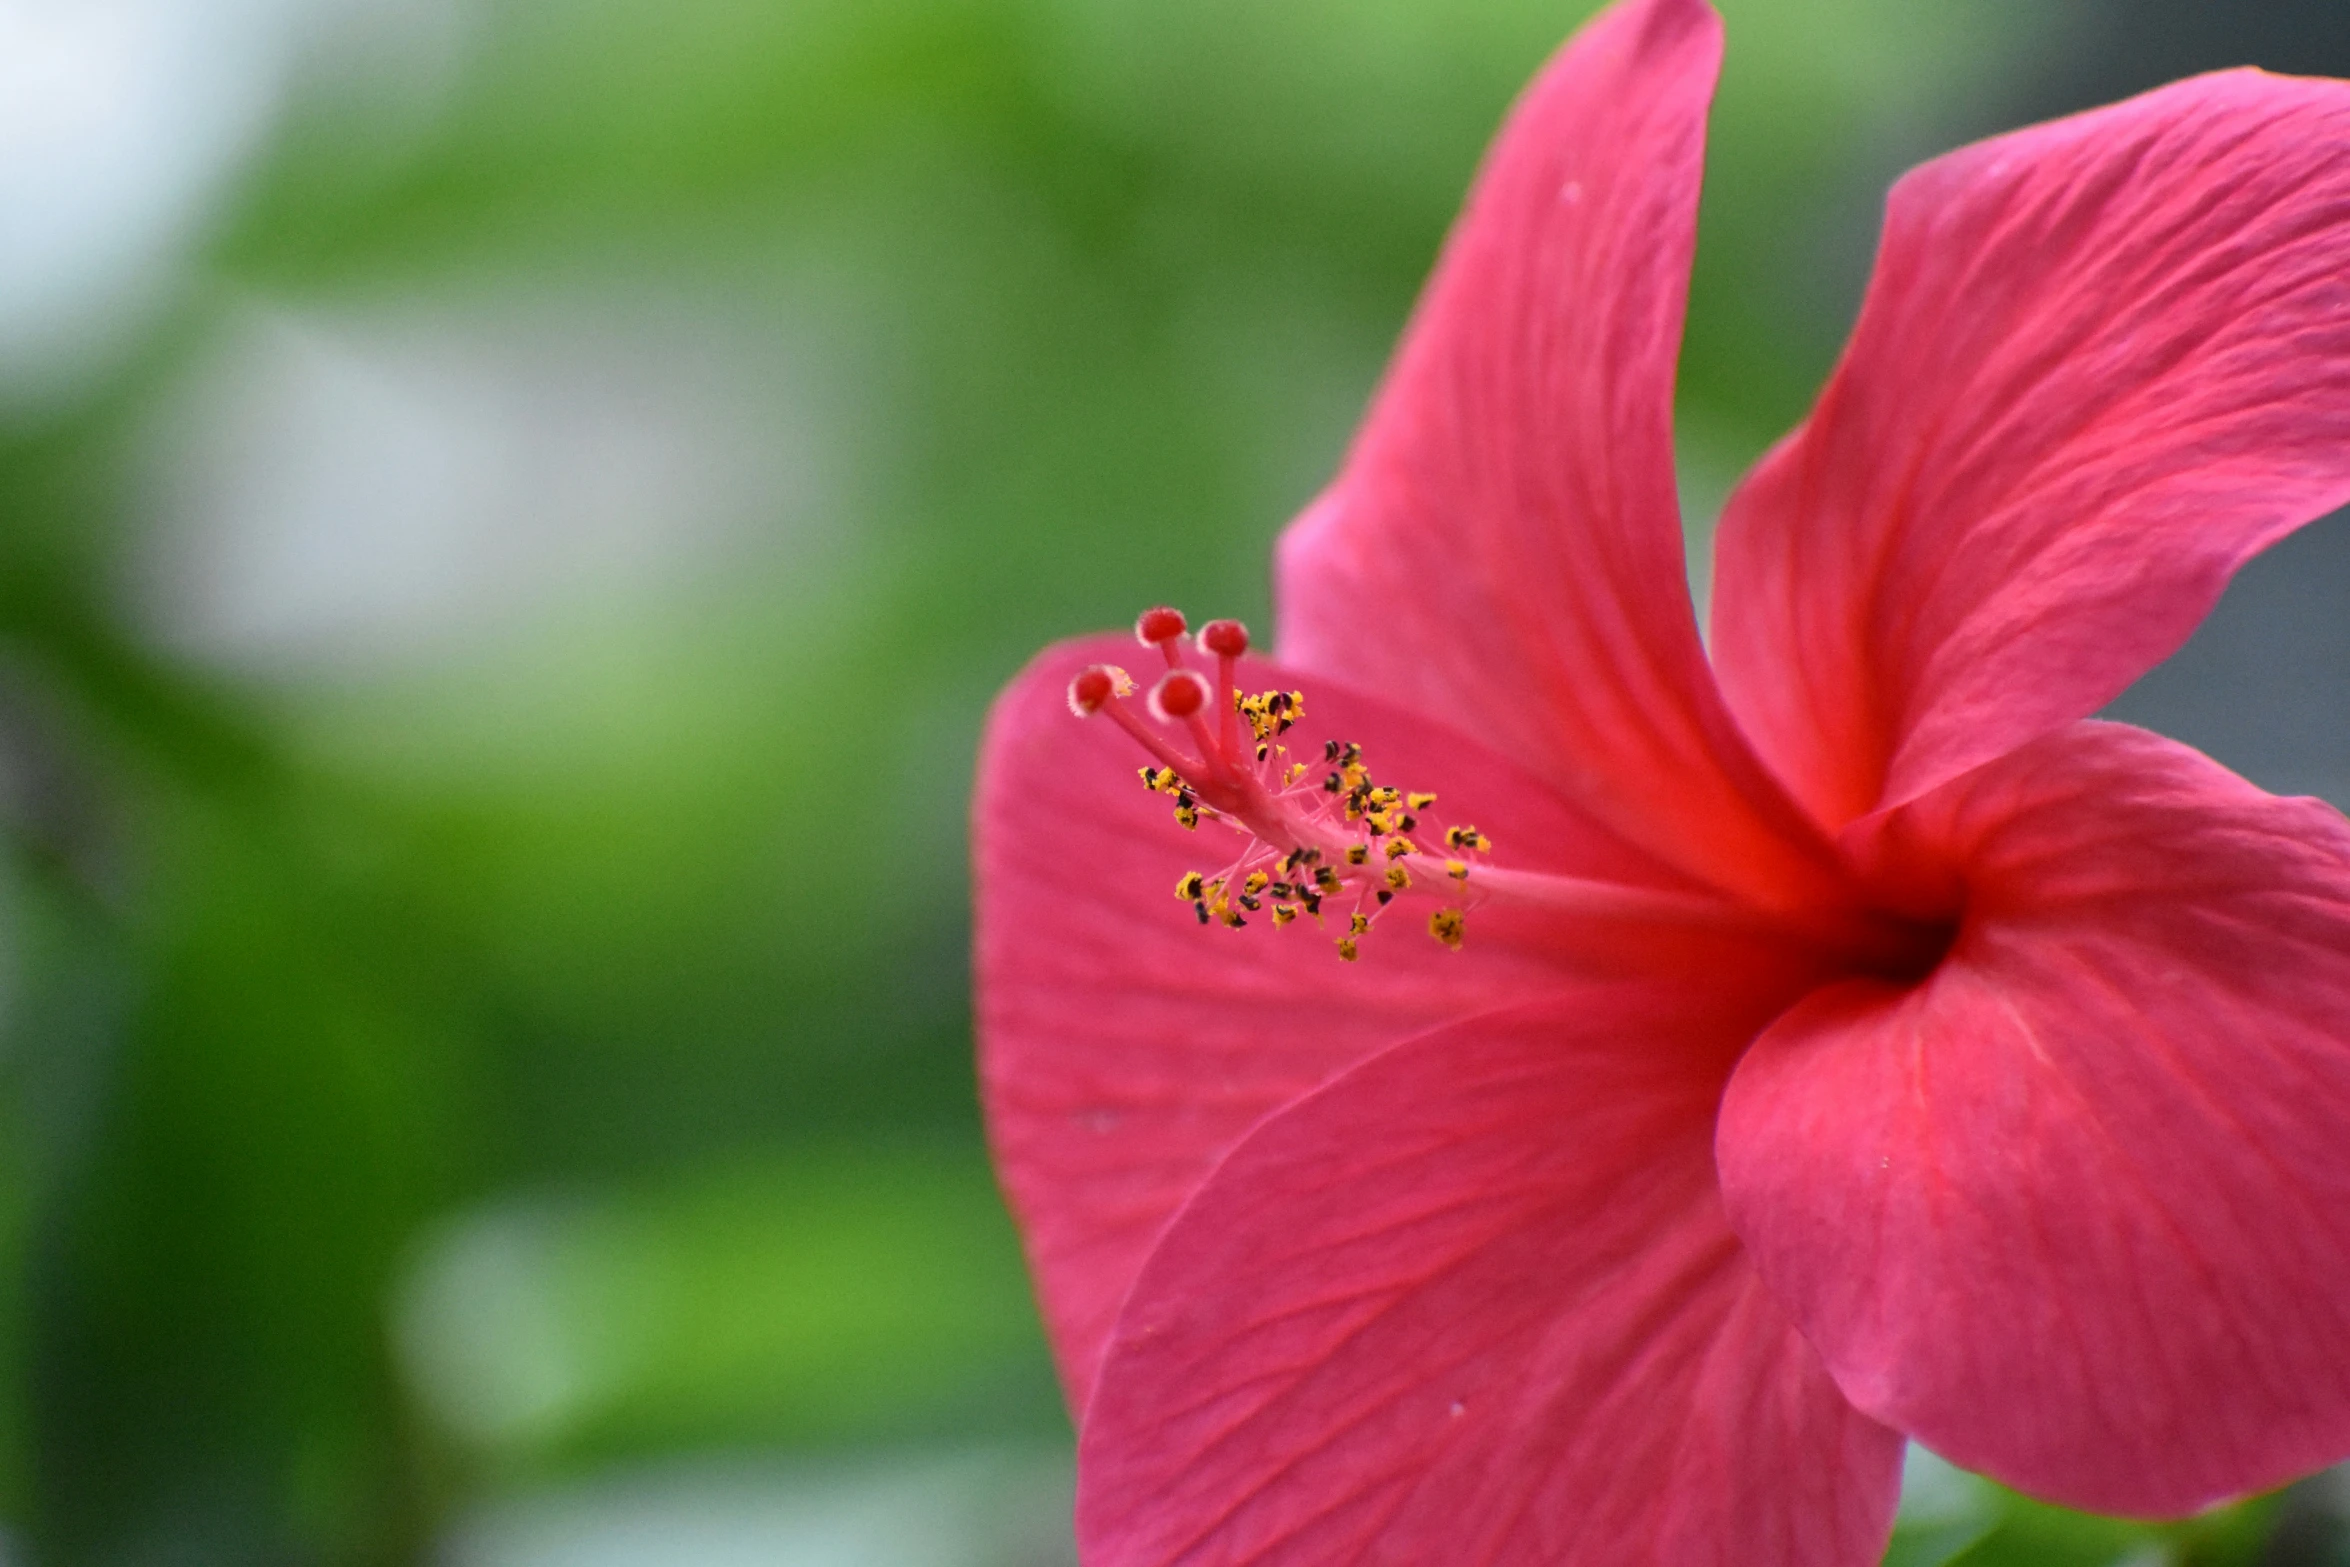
972, 0, 2350, 1558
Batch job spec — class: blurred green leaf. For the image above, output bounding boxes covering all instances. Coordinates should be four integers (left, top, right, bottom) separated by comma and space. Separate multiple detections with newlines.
396, 1143, 1059, 1472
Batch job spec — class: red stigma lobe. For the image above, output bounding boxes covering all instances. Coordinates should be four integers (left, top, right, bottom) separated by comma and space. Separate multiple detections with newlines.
1136, 606, 1189, 646
1198, 620, 1250, 658
1149, 669, 1211, 721
1066, 664, 1131, 716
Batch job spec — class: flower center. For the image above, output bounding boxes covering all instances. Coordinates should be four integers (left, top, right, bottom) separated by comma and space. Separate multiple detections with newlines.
1070, 605, 1970, 980
1069, 607, 1492, 961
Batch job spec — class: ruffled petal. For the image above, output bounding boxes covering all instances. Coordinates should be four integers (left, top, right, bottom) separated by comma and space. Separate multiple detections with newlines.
975, 636, 1714, 1406
1075, 994, 1902, 1566
1273, 0, 1839, 911
1718, 722, 2350, 1517
1712, 70, 2350, 828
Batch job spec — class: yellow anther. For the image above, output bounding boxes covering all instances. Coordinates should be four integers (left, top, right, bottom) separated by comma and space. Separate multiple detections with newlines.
1117, 689, 1491, 948
1233, 688, 1308, 744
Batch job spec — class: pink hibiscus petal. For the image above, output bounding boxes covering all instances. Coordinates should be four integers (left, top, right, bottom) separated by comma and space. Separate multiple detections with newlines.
1077, 994, 1903, 1566
976, 635, 1738, 1405
1712, 70, 2350, 829
1273, 0, 1840, 912
1717, 722, 2350, 1517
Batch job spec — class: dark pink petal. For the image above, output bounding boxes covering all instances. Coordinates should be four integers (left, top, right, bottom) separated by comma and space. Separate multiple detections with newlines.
1712, 71, 2350, 828
1274, 0, 1840, 912
1076, 994, 1902, 1566
976, 636, 1738, 1406
1718, 722, 2350, 1517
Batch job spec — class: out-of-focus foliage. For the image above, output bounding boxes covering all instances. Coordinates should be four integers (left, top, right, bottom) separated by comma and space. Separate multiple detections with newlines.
0, 0, 2344, 1562
1886, 1449, 2292, 1567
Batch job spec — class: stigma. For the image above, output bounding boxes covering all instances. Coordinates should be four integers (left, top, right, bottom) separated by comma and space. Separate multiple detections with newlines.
1067, 607, 1492, 961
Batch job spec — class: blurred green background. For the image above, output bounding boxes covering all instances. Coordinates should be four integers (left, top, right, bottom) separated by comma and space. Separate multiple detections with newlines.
3, 0, 2349, 1562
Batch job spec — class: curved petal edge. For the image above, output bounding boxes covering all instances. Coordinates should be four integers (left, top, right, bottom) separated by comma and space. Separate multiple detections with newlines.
1713, 69, 2350, 827
1720, 723, 2350, 1516
1275, 0, 1843, 911
1079, 994, 1901, 1566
